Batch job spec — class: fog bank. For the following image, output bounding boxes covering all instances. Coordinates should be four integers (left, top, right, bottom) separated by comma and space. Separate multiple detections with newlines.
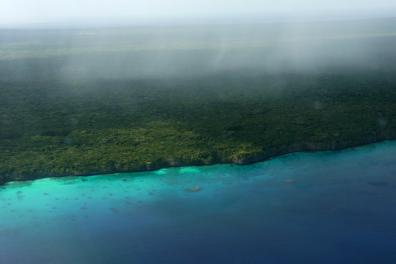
0, 18, 396, 82
1, 0, 396, 27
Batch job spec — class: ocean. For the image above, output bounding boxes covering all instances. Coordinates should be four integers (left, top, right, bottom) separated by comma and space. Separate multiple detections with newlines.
1, 142, 396, 263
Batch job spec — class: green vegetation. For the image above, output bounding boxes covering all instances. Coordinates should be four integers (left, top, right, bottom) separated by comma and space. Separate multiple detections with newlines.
1, 20, 396, 184
2, 69, 396, 184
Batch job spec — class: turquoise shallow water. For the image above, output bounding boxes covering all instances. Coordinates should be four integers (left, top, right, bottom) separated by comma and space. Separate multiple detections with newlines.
1, 142, 396, 263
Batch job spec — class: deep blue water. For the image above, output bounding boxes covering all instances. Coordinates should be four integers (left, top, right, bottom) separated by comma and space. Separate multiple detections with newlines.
1, 141, 396, 263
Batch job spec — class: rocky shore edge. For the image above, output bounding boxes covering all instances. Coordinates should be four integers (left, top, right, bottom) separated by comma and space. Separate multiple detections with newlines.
1, 137, 394, 186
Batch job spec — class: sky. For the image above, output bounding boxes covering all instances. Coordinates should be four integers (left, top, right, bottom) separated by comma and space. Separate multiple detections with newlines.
1, 0, 396, 26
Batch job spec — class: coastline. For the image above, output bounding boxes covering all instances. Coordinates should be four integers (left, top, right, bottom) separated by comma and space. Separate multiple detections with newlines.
1, 137, 394, 186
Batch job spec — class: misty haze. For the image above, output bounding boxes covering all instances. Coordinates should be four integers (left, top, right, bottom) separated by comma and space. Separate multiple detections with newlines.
1, 1, 396, 264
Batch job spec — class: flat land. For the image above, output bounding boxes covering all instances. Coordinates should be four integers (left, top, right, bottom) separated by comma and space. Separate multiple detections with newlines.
1, 18, 396, 183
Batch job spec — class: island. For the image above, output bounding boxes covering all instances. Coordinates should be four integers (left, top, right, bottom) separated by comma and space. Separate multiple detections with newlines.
1, 19, 396, 184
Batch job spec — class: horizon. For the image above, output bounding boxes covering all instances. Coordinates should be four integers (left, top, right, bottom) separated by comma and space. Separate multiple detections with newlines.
1, 0, 396, 28
2, 14, 396, 30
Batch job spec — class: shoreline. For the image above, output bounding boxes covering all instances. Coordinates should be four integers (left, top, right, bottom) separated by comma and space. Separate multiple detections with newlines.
1, 138, 394, 186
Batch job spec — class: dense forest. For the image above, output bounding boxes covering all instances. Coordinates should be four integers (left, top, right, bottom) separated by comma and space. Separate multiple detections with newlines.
1, 19, 396, 184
